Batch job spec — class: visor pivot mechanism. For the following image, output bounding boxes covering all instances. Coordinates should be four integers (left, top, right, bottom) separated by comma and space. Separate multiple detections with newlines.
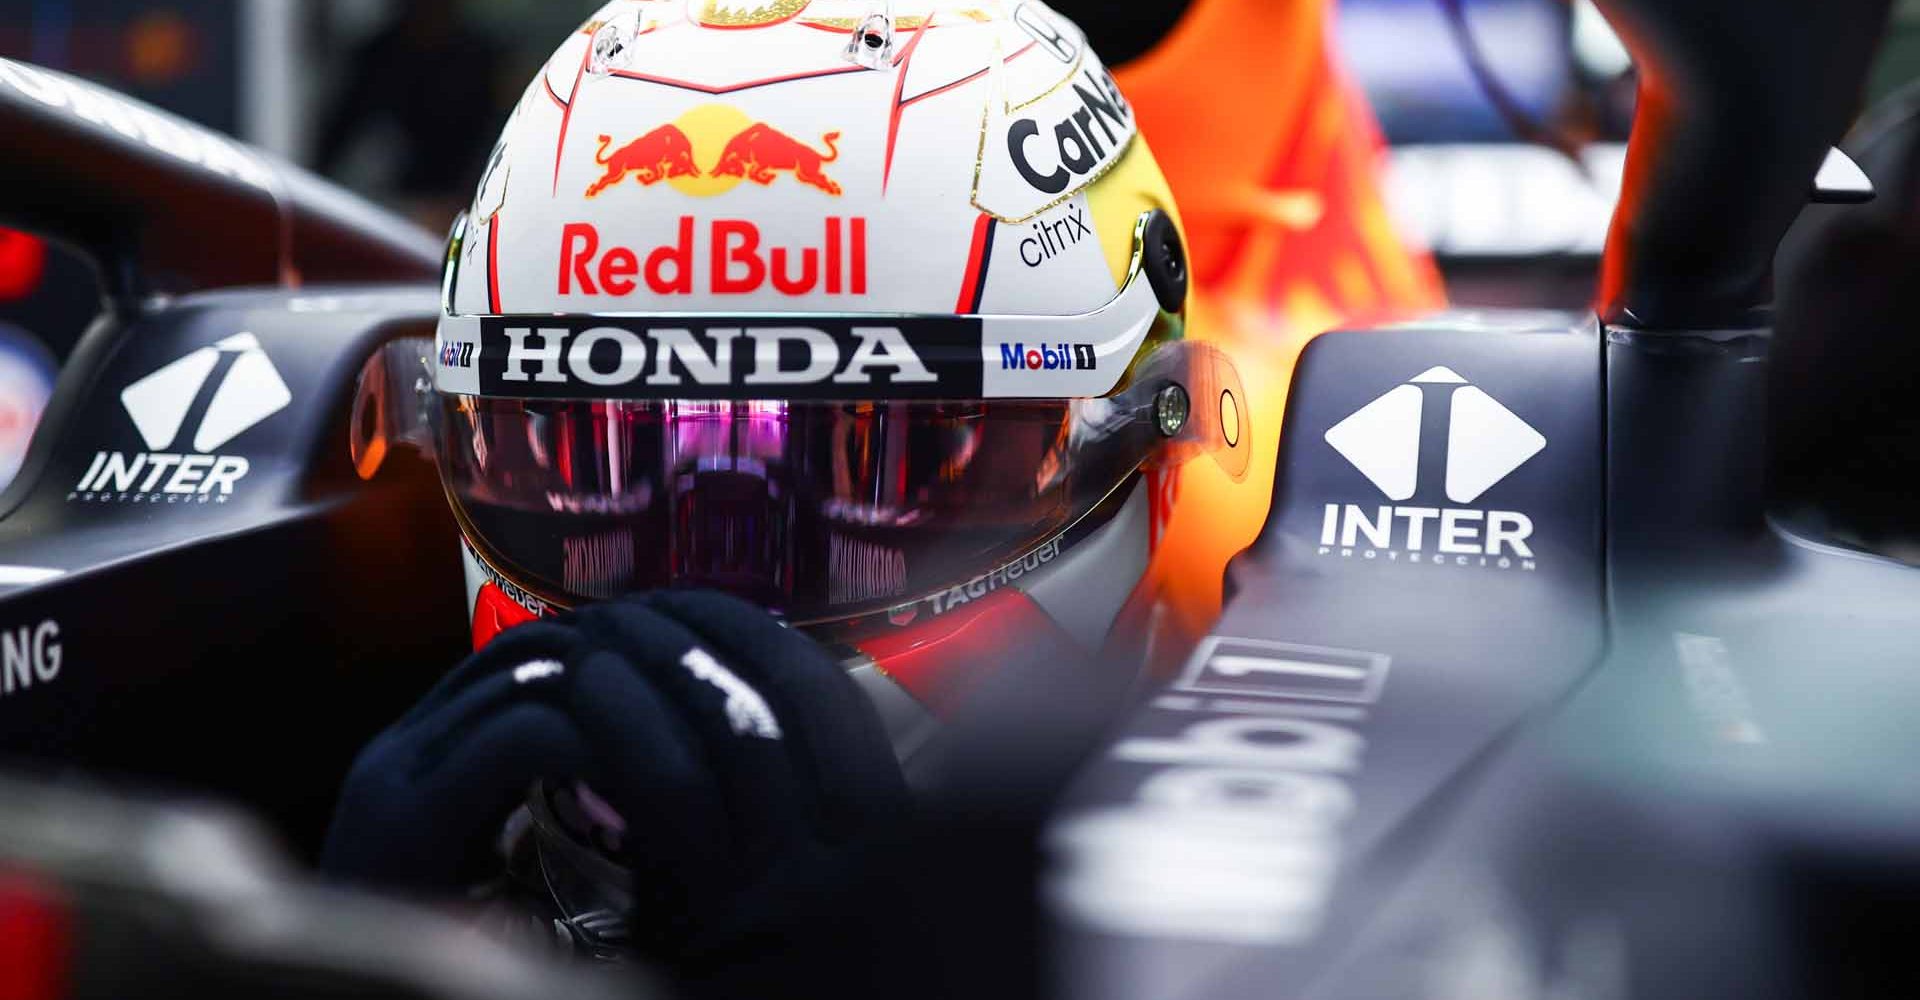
1142, 211, 1190, 314
1155, 384, 1191, 438
845, 1, 897, 70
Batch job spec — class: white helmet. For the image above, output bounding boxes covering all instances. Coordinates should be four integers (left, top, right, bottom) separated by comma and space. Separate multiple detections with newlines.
434, 1, 1247, 707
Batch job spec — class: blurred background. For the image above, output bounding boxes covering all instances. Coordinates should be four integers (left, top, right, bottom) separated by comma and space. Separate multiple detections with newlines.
3, 0, 1920, 269
5, 0, 1920, 296
6, 0, 1920, 490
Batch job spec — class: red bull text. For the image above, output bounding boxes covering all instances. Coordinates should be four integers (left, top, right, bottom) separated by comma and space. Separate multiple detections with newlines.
559, 218, 868, 297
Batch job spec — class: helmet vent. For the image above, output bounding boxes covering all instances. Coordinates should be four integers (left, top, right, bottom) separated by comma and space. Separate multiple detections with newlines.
844, 4, 897, 69
587, 14, 643, 77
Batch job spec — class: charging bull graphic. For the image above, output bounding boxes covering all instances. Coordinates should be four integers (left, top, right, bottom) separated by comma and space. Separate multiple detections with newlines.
587, 111, 843, 199
711, 124, 843, 195
587, 125, 701, 197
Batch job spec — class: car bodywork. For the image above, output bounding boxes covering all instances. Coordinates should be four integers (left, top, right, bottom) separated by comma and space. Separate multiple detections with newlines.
0, 59, 467, 854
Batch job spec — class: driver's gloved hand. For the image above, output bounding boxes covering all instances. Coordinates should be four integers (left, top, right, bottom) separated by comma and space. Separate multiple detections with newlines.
320, 590, 911, 977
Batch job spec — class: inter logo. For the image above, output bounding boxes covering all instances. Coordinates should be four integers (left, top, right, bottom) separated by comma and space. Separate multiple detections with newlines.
1325, 366, 1545, 504
71, 333, 291, 505
1320, 367, 1546, 570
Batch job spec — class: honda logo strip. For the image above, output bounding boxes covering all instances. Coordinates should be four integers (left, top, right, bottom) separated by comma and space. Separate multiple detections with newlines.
435, 269, 1162, 401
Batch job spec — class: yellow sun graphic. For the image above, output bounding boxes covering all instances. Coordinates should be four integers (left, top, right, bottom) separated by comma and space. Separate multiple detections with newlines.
667, 104, 758, 198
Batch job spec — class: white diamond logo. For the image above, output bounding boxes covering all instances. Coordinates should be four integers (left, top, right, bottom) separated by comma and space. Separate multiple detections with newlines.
1325, 368, 1545, 503
1409, 365, 1468, 385
120, 347, 220, 451
1445, 386, 1545, 503
119, 332, 291, 453
1324, 384, 1423, 501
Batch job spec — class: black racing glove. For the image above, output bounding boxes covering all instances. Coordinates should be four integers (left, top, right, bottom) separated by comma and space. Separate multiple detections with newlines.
320, 590, 911, 977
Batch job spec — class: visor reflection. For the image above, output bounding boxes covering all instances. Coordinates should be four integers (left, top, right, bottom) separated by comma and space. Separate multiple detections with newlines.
441, 396, 1155, 621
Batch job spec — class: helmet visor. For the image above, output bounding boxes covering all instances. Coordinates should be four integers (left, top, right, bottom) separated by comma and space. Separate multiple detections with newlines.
436, 394, 1161, 624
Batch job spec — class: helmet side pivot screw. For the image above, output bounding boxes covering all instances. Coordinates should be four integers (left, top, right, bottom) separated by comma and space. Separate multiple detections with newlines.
1155, 384, 1191, 438
1142, 210, 1189, 315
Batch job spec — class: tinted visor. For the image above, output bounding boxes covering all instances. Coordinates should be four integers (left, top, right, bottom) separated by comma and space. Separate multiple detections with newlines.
437, 394, 1160, 623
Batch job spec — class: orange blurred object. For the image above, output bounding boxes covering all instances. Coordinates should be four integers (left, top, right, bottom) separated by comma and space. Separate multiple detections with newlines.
1113, 0, 1447, 674
126, 11, 199, 85
1120, 0, 1446, 335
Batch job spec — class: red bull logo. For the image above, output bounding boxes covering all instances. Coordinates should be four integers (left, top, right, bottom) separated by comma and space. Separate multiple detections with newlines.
585, 104, 844, 199
711, 123, 842, 195
586, 126, 699, 196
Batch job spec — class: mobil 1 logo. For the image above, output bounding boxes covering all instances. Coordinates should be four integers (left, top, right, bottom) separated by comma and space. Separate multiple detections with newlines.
1000, 342, 1095, 372
1176, 637, 1391, 704
1048, 638, 1393, 945
1321, 366, 1546, 571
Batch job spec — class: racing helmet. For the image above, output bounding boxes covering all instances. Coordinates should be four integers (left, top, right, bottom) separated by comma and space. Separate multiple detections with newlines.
434, 1, 1250, 717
